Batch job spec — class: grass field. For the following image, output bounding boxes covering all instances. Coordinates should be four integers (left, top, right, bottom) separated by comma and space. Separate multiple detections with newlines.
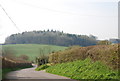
2, 44, 67, 61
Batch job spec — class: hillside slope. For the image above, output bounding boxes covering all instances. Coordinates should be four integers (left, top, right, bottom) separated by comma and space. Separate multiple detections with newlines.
2, 44, 67, 61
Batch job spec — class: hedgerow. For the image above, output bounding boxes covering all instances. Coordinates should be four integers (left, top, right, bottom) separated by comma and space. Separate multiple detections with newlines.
49, 44, 119, 70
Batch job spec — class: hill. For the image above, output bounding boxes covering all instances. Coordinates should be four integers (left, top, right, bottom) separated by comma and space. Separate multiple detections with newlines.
2, 44, 67, 61
5, 30, 97, 46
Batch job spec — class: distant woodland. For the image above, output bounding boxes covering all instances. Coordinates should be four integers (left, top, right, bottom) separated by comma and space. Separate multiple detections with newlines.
5, 30, 98, 46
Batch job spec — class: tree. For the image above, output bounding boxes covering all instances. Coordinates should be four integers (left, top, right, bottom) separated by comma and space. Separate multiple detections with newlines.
47, 29, 50, 32
89, 34, 97, 40
35, 55, 48, 66
5, 30, 98, 46
35, 47, 50, 66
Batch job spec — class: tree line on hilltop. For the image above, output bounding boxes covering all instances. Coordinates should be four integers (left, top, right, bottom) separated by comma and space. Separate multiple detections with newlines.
5, 30, 98, 46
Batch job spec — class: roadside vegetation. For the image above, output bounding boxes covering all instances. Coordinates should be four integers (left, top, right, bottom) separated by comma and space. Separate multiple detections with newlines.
35, 64, 50, 71
49, 44, 119, 70
46, 58, 118, 80
36, 44, 119, 80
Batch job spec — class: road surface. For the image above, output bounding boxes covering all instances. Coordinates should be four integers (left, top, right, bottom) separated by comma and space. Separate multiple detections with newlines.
4, 65, 77, 81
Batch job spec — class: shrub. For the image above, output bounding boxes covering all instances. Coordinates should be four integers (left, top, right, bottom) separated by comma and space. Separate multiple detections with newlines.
35, 55, 49, 66
49, 44, 119, 70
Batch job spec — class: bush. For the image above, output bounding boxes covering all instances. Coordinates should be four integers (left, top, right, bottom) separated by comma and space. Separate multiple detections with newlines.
35, 55, 49, 66
35, 64, 50, 71
49, 44, 119, 70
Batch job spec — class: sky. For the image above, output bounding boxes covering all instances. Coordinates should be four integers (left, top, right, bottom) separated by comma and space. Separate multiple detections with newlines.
0, 0, 119, 43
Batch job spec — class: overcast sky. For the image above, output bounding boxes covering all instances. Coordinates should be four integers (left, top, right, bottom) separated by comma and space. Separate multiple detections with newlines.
0, 0, 119, 43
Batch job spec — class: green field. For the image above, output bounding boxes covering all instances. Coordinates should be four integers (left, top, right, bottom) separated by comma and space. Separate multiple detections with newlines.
2, 44, 67, 61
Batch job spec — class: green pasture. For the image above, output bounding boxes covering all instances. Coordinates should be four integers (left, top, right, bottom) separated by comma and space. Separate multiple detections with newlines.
2, 44, 67, 61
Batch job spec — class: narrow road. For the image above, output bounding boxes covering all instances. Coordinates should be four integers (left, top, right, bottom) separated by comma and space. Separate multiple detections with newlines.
4, 65, 77, 81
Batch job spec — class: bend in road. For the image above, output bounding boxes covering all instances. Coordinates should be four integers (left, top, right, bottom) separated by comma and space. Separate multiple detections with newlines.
4, 65, 77, 81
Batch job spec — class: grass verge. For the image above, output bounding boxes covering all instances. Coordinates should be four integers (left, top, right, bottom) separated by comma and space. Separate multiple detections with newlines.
46, 58, 118, 80
35, 64, 50, 71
